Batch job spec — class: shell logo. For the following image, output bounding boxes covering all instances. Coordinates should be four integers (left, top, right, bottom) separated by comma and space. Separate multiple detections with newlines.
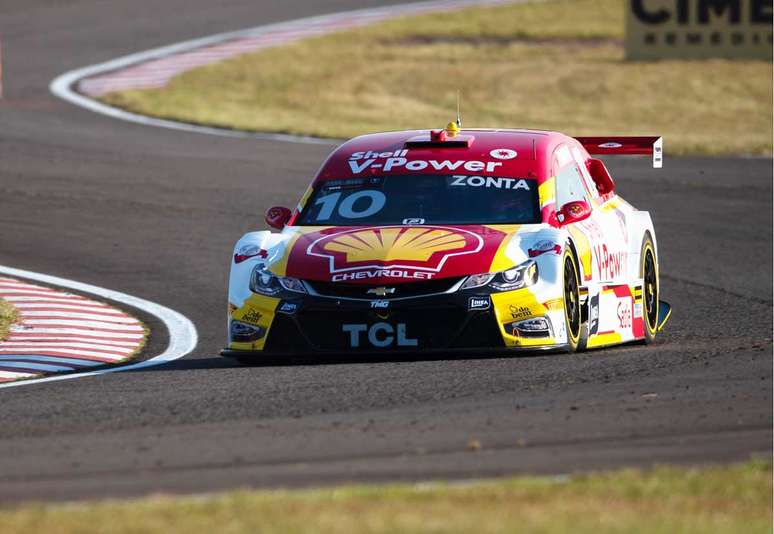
307, 226, 483, 274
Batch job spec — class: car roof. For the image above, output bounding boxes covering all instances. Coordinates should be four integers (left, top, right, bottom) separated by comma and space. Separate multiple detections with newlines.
314, 128, 578, 183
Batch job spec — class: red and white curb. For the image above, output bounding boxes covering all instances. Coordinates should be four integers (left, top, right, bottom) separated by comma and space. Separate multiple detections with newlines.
0, 266, 197, 389
50, 0, 517, 144
0, 277, 146, 382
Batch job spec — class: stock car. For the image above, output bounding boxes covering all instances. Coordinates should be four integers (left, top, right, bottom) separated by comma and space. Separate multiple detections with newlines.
222, 126, 670, 361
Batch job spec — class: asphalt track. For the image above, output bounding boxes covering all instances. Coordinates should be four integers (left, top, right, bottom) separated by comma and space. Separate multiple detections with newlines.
0, 0, 771, 503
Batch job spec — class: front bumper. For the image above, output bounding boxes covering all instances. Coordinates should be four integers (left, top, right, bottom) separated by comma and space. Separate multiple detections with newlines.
223, 285, 565, 357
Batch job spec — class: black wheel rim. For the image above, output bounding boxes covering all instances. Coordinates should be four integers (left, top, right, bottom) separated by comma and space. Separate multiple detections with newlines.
564, 257, 580, 341
644, 249, 658, 331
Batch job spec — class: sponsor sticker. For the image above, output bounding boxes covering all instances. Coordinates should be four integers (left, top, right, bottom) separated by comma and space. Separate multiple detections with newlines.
241, 309, 264, 324
593, 244, 628, 280
278, 302, 298, 314
370, 300, 389, 309
449, 175, 531, 191
348, 156, 504, 174
490, 148, 518, 160
342, 322, 418, 348
468, 296, 491, 311
509, 304, 532, 320
234, 244, 268, 264
528, 239, 562, 258
543, 298, 563, 312
349, 149, 409, 160
367, 287, 395, 297
617, 299, 632, 329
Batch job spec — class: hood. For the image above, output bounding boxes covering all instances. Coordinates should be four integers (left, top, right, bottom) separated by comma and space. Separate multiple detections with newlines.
278, 224, 525, 284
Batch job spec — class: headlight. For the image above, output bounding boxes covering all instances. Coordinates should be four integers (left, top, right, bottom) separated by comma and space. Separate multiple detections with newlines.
462, 260, 538, 292
490, 260, 538, 291
459, 273, 495, 290
250, 265, 306, 295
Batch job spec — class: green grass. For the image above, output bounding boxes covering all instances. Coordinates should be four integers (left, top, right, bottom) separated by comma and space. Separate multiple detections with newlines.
0, 298, 16, 341
1, 460, 771, 533
101, 0, 772, 156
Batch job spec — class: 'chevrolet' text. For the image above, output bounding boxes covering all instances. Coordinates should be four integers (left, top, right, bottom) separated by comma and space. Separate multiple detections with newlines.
331, 269, 434, 282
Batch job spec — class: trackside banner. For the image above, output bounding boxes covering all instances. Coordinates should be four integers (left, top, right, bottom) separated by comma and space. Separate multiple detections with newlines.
626, 0, 773, 60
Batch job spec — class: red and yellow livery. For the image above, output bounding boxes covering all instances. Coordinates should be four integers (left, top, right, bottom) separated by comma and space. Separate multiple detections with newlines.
223, 127, 670, 360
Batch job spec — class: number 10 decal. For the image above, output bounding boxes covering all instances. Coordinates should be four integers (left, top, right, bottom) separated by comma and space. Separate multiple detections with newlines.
313, 190, 386, 221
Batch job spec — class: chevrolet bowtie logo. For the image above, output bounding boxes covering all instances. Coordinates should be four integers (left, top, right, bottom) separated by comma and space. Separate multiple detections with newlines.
367, 287, 395, 297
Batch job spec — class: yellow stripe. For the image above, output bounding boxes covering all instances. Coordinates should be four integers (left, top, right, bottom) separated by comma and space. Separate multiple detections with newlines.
295, 184, 314, 213
539, 177, 555, 208
230, 294, 280, 351
485, 225, 521, 273
268, 227, 323, 276
599, 196, 621, 213
586, 331, 623, 348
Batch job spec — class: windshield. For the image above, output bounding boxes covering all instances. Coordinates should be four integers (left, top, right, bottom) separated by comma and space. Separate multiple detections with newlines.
296, 174, 539, 226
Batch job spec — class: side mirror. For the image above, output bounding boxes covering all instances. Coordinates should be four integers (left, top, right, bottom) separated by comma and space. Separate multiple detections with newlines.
558, 200, 592, 225
587, 158, 615, 195
265, 206, 292, 230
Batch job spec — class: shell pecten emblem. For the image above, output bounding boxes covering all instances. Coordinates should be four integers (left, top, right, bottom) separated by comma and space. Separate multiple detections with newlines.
307, 226, 484, 280
323, 227, 466, 263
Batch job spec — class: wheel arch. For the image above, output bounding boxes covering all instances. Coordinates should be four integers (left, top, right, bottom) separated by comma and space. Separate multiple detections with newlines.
626, 211, 658, 279
564, 236, 584, 285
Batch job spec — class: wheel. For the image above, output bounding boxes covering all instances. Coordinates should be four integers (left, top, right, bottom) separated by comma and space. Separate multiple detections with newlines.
562, 246, 582, 352
641, 236, 659, 343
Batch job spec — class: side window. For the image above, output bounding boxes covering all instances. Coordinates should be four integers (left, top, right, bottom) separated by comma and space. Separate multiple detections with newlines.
571, 146, 600, 199
555, 164, 588, 208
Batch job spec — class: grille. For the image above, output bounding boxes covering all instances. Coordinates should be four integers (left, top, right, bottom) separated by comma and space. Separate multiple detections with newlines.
306, 277, 463, 300
451, 313, 505, 348
296, 306, 468, 351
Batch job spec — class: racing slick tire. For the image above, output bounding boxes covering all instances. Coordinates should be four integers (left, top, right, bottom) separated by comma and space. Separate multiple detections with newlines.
641, 235, 659, 344
562, 244, 584, 353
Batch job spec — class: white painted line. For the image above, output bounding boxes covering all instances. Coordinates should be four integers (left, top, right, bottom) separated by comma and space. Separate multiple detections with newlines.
0, 361, 76, 372
0, 350, 116, 363
0, 371, 36, 381
0, 355, 103, 366
48, 0, 514, 144
0, 265, 198, 389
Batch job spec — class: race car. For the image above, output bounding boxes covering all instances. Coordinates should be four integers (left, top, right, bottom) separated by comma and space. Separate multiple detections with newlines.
223, 125, 670, 361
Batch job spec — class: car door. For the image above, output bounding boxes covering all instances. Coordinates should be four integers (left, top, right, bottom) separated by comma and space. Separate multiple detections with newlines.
553, 145, 627, 286
556, 144, 636, 340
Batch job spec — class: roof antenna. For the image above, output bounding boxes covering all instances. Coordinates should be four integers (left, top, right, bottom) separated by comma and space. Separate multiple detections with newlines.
456, 90, 462, 129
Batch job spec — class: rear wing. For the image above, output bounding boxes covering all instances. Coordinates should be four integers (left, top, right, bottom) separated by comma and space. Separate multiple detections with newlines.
575, 136, 663, 168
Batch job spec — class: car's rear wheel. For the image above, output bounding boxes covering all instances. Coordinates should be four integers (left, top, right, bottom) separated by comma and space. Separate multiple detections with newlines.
562, 247, 582, 353
641, 236, 659, 343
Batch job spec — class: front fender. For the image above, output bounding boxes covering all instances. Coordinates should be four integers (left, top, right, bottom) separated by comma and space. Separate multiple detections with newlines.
228, 230, 291, 308
487, 227, 573, 346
